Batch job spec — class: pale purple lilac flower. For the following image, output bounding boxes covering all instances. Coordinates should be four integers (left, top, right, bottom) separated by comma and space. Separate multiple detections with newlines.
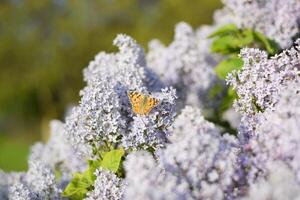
65, 34, 176, 159
0, 171, 25, 200
5, 161, 61, 200
124, 151, 194, 200
24, 161, 61, 199
243, 161, 300, 200
9, 183, 36, 200
84, 169, 125, 200
227, 40, 300, 115
240, 80, 300, 184
124, 107, 238, 200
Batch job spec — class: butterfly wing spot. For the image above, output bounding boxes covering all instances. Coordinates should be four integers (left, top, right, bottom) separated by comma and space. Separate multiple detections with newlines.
128, 91, 141, 103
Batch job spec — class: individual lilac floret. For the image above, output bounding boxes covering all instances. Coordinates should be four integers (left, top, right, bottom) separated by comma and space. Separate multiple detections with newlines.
243, 161, 300, 200
29, 120, 87, 181
124, 107, 238, 200
147, 22, 220, 109
65, 34, 176, 159
227, 41, 300, 115
241, 80, 300, 184
219, 0, 300, 48
84, 169, 125, 200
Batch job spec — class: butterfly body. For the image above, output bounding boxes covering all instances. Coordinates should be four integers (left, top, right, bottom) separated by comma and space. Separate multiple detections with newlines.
128, 91, 159, 115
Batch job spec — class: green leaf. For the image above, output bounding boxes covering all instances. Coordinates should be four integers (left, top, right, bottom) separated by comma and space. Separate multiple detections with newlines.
62, 148, 125, 199
208, 84, 223, 99
221, 87, 237, 112
63, 159, 102, 199
240, 29, 254, 46
214, 57, 244, 79
101, 149, 125, 173
87, 159, 102, 181
211, 35, 241, 54
208, 24, 239, 38
253, 31, 279, 55
210, 31, 255, 55
62, 173, 91, 200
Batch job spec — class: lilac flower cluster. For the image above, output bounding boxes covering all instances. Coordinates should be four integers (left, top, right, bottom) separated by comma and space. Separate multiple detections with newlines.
227, 41, 300, 115
7, 162, 61, 199
85, 169, 125, 200
238, 80, 300, 185
65, 34, 177, 158
124, 107, 238, 200
244, 161, 300, 200
0, 171, 24, 200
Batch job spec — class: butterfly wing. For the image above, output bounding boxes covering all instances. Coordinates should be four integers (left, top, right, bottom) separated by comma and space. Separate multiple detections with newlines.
128, 91, 145, 115
128, 91, 159, 115
142, 96, 159, 115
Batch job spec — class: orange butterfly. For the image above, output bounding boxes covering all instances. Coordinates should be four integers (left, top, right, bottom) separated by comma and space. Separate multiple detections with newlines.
128, 91, 159, 115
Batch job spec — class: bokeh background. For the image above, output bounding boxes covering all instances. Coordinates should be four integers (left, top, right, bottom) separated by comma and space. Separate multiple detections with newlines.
0, 0, 221, 171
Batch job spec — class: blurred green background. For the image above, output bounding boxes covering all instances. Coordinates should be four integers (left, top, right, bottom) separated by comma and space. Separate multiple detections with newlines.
0, 0, 221, 171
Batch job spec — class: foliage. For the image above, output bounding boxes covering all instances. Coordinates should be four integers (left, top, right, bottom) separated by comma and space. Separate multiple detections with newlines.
214, 55, 243, 80
210, 24, 280, 80
63, 149, 124, 199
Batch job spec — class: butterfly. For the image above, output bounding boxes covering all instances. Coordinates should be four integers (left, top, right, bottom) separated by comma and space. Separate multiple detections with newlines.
128, 90, 159, 115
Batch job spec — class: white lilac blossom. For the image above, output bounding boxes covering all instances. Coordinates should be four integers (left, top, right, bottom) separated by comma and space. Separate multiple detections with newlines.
227, 40, 300, 115
29, 120, 86, 181
65, 34, 176, 159
240, 80, 300, 184
84, 169, 125, 200
219, 0, 300, 48
243, 161, 300, 200
124, 107, 238, 200
147, 22, 221, 109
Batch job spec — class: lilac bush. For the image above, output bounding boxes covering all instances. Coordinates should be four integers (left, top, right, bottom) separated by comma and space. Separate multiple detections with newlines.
1, 0, 300, 199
